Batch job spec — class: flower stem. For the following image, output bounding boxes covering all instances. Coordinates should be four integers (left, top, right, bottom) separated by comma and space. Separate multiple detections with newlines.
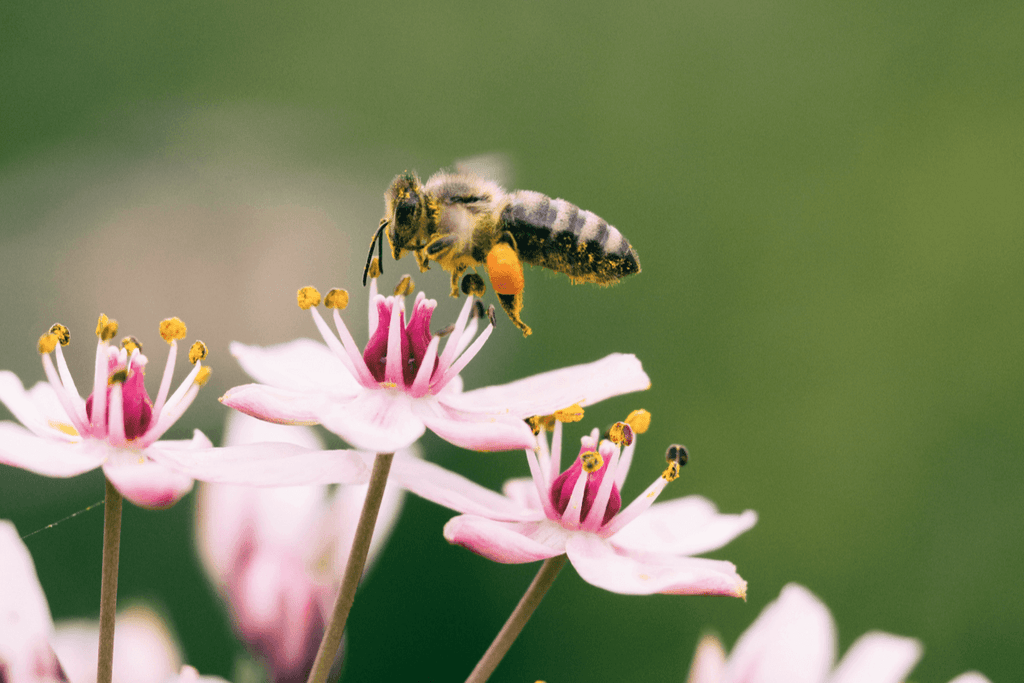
306, 452, 395, 683
96, 477, 123, 683
465, 553, 569, 683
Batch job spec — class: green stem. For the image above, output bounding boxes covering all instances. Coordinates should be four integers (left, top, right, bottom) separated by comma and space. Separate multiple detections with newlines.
306, 452, 395, 683
96, 478, 123, 683
465, 554, 569, 683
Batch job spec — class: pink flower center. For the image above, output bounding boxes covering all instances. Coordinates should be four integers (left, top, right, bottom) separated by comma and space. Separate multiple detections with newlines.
362, 298, 436, 386
549, 447, 622, 526
85, 361, 154, 440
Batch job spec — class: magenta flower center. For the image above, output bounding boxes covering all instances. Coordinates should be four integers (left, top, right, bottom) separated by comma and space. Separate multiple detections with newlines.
362, 298, 436, 386
549, 448, 622, 526
85, 361, 154, 440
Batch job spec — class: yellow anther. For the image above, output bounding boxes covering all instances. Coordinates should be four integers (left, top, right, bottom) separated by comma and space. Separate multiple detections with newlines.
554, 403, 584, 423
49, 324, 70, 346
608, 421, 634, 446
159, 317, 187, 343
188, 341, 208, 364
120, 336, 143, 355
580, 450, 604, 473
325, 288, 350, 310
625, 409, 651, 434
38, 333, 59, 355
194, 366, 212, 386
662, 461, 680, 481
367, 258, 382, 280
48, 420, 79, 437
109, 369, 128, 385
461, 273, 486, 297
95, 314, 118, 341
662, 444, 688, 481
379, 381, 398, 389
297, 286, 322, 310
527, 414, 556, 435
393, 275, 415, 297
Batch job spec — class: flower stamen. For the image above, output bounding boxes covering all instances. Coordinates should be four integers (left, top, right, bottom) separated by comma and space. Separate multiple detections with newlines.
662, 444, 688, 482
325, 288, 350, 310
49, 323, 71, 346
297, 286, 322, 310
554, 403, 584, 423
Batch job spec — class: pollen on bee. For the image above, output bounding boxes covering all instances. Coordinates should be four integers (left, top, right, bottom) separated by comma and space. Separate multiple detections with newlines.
554, 403, 584, 423
95, 314, 118, 341
297, 286, 322, 310
194, 366, 212, 386
49, 323, 70, 346
626, 409, 651, 434
159, 317, 187, 343
38, 332, 59, 355
394, 275, 415, 297
580, 450, 604, 473
188, 341, 208, 364
325, 288, 350, 310
120, 336, 143, 354
486, 243, 525, 296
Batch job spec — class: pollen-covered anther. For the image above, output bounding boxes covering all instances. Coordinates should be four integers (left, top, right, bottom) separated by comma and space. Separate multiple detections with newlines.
95, 314, 118, 341
580, 450, 604, 473
38, 333, 59, 355
367, 258, 382, 280
626, 409, 651, 434
527, 414, 556, 435
188, 341, 208, 364
554, 403, 584, 423
49, 323, 70, 346
297, 286, 322, 310
461, 273, 486, 297
194, 366, 213, 386
393, 275, 415, 297
608, 421, 634, 446
108, 369, 128, 385
120, 336, 143, 354
324, 288, 350, 310
486, 305, 496, 327
662, 444, 688, 482
159, 317, 187, 343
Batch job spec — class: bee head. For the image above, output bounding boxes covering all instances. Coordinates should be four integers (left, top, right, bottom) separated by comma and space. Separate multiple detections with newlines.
387, 172, 423, 227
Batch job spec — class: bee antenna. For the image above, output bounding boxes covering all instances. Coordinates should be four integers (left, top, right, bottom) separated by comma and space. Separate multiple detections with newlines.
363, 220, 389, 286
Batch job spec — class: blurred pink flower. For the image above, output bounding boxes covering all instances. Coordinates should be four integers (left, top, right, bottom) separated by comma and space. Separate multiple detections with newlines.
685, 583, 993, 683
222, 280, 650, 453
398, 419, 757, 596
0, 317, 369, 508
195, 413, 404, 683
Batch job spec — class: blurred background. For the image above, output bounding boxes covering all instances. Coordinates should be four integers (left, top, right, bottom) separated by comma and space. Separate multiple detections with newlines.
2, 1, 1022, 681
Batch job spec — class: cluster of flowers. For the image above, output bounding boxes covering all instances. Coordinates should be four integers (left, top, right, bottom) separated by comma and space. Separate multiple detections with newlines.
0, 275, 993, 682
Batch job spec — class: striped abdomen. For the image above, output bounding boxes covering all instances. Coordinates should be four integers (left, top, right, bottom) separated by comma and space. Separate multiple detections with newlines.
500, 190, 640, 285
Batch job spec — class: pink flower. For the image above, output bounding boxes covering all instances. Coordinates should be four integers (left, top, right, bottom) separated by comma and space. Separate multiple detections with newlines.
0, 316, 369, 508
221, 280, 651, 453
394, 416, 757, 596
195, 413, 404, 683
685, 583, 993, 683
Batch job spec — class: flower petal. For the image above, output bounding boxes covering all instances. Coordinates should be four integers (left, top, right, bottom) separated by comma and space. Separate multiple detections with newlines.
0, 422, 102, 477
220, 383, 326, 426
418, 399, 537, 452
829, 631, 922, 683
0, 520, 66, 681
443, 515, 566, 564
565, 534, 748, 597
686, 635, 727, 683
947, 674, 994, 683
390, 453, 542, 522
609, 496, 758, 556
223, 411, 324, 451
723, 583, 835, 683
501, 477, 545, 513
447, 353, 650, 418
103, 455, 195, 510
149, 431, 369, 487
230, 339, 360, 395
318, 391, 426, 452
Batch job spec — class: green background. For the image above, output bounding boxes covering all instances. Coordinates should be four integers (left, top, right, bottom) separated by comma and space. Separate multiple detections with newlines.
2, 1, 1022, 680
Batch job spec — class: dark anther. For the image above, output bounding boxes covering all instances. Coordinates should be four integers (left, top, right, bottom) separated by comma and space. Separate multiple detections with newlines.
487, 305, 496, 327
665, 444, 689, 467
435, 324, 455, 338
461, 273, 486, 297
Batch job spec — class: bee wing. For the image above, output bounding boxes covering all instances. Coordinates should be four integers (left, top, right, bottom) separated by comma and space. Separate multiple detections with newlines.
453, 153, 514, 188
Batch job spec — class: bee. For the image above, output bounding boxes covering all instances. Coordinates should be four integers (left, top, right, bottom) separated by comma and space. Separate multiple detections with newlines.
363, 169, 640, 336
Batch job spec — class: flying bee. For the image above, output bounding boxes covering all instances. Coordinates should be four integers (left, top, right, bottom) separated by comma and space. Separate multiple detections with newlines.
363, 169, 641, 336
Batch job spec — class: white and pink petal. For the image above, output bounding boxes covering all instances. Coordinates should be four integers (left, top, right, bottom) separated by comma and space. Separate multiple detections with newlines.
444, 516, 566, 564
686, 635, 728, 683
0, 423, 103, 477
608, 496, 758, 556
220, 383, 327, 426
417, 399, 537, 452
230, 339, 360, 396
102, 454, 196, 510
829, 631, 922, 683
318, 391, 426, 452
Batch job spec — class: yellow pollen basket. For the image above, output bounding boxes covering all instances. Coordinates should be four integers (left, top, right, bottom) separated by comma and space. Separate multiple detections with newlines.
325, 288, 350, 310
49, 323, 70, 346
554, 403, 584, 423
194, 366, 213, 386
159, 317, 187, 343
37, 333, 59, 355
486, 243, 525, 296
297, 286, 322, 310
393, 275, 415, 297
625, 409, 651, 434
95, 314, 118, 341
580, 450, 604, 473
188, 341, 208, 364
120, 336, 143, 354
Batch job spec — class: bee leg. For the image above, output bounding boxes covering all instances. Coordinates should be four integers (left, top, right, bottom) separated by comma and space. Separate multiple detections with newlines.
414, 249, 431, 273
486, 236, 531, 336
497, 292, 532, 337
448, 266, 467, 297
